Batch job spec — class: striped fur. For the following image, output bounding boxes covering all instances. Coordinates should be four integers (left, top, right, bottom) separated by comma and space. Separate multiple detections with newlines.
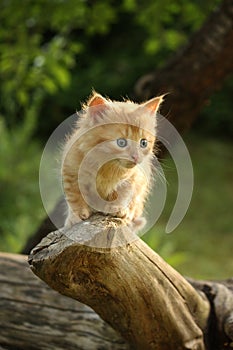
62, 92, 163, 230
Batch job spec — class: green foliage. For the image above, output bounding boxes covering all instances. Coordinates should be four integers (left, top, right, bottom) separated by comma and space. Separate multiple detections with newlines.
0, 114, 44, 252
0, 0, 225, 135
0, 0, 84, 125
122, 0, 215, 55
143, 134, 233, 278
0, 0, 119, 126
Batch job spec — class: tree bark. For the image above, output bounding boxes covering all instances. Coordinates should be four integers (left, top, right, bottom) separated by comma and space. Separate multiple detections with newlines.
1, 221, 233, 349
0, 252, 128, 350
134, 0, 233, 133
28, 214, 233, 349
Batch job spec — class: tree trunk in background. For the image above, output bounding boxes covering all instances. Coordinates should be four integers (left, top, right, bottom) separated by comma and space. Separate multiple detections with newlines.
134, 0, 233, 133
22, 0, 233, 254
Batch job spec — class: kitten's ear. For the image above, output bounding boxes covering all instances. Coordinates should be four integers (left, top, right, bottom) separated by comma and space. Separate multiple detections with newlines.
141, 95, 165, 114
87, 92, 108, 108
86, 92, 109, 121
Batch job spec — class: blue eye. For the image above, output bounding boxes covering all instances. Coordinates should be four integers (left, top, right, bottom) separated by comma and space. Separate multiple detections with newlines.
117, 138, 127, 147
140, 138, 148, 148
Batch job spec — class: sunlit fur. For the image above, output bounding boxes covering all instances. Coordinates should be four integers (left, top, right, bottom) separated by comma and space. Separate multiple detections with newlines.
62, 92, 163, 230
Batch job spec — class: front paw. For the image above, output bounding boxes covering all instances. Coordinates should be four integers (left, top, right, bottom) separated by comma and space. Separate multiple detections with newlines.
65, 215, 81, 228
131, 216, 147, 231
78, 207, 92, 220
114, 207, 130, 219
65, 206, 92, 228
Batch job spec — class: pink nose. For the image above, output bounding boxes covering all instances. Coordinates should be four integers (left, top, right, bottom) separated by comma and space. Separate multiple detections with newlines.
131, 154, 139, 163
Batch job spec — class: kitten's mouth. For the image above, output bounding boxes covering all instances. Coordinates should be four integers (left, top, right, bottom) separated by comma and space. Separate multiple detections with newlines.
117, 159, 137, 168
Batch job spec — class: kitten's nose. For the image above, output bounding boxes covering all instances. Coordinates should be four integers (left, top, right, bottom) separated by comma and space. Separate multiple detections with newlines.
131, 154, 139, 163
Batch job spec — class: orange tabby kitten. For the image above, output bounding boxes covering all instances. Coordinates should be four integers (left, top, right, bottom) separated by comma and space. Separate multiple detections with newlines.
62, 92, 163, 230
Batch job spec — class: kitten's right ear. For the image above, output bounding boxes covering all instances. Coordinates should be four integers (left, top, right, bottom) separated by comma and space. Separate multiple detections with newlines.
87, 92, 108, 108
86, 92, 109, 122
141, 95, 165, 114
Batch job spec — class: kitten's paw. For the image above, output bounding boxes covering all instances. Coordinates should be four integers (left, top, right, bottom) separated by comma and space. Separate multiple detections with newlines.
131, 216, 147, 231
79, 207, 91, 220
103, 203, 129, 218
65, 207, 91, 228
114, 208, 129, 219
65, 216, 81, 228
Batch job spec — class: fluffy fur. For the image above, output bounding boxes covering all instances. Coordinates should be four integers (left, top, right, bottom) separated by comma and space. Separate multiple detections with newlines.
62, 92, 163, 230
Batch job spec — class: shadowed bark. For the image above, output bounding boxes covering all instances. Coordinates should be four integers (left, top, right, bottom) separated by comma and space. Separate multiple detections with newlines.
0, 252, 128, 350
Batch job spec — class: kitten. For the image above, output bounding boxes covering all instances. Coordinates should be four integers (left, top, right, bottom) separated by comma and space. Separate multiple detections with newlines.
62, 92, 163, 231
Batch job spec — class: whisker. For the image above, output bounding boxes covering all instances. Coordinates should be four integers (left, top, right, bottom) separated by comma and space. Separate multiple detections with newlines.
151, 157, 168, 187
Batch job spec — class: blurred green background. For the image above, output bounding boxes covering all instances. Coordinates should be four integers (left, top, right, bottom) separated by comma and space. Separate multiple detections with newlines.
0, 0, 232, 279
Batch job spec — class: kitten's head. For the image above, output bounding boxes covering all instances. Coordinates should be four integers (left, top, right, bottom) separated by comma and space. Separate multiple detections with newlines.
78, 92, 164, 169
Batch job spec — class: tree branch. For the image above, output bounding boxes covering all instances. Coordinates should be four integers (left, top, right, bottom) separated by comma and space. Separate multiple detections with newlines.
1, 217, 233, 349
29, 214, 211, 349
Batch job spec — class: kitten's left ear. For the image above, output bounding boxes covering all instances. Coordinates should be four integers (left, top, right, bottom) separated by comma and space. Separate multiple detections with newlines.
141, 95, 165, 114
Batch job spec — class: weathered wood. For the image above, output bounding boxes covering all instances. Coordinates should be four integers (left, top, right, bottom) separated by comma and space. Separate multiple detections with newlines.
1, 236, 233, 349
0, 252, 128, 350
187, 278, 233, 349
29, 214, 211, 350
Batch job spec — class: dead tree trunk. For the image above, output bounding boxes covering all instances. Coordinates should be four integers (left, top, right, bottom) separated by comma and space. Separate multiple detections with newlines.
0, 252, 128, 350
28, 214, 233, 350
